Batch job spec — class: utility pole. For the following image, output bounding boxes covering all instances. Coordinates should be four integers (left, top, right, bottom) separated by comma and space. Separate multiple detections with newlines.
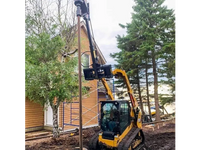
78, 15, 83, 150
74, 1, 83, 149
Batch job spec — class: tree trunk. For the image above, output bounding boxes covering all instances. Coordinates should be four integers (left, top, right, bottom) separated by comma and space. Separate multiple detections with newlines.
145, 59, 152, 118
137, 68, 144, 118
152, 53, 161, 121
52, 106, 60, 138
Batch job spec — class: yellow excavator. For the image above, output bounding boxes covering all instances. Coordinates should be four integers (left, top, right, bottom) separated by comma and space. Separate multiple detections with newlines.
87, 70, 146, 150
74, 0, 146, 149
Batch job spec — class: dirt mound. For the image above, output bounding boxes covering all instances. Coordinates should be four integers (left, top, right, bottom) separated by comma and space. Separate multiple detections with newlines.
26, 138, 67, 150
145, 132, 175, 150
143, 122, 175, 150
26, 126, 100, 150
26, 122, 175, 150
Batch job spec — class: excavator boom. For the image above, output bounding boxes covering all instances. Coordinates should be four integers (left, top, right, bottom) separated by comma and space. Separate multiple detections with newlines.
112, 69, 138, 108
100, 78, 114, 100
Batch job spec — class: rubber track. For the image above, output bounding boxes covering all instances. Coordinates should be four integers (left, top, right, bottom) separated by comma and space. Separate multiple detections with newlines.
88, 131, 100, 150
118, 128, 144, 150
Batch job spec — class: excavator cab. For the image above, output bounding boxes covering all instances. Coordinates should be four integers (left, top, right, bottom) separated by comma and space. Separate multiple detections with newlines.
100, 100, 131, 140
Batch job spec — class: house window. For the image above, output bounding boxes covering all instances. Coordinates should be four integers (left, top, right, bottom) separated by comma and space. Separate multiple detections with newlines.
74, 52, 90, 74
82, 53, 90, 69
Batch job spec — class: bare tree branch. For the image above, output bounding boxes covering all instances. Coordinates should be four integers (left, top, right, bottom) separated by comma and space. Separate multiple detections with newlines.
26, 0, 77, 55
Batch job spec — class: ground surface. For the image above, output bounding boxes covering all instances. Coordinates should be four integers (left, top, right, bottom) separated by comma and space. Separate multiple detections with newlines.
142, 122, 175, 150
25, 120, 175, 150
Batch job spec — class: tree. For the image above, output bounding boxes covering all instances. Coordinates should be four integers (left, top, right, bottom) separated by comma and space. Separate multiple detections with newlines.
25, 0, 77, 54
158, 20, 175, 105
173, 15, 178, 101
173, 15, 178, 117
110, 48, 145, 116
26, 33, 78, 138
111, 0, 175, 121
145, 60, 152, 117
25, 0, 86, 138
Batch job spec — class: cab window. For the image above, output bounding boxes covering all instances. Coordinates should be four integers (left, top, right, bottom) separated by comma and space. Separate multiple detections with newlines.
120, 103, 129, 133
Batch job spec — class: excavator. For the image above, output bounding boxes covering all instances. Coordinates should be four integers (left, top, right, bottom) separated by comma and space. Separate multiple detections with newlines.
74, 0, 146, 149
87, 70, 146, 150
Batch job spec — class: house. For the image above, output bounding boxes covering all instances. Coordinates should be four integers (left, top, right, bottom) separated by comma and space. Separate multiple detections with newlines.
25, 22, 107, 132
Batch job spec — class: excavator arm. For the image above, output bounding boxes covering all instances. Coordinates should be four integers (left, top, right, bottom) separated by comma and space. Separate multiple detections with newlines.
100, 78, 114, 100
100, 69, 139, 109
112, 69, 138, 108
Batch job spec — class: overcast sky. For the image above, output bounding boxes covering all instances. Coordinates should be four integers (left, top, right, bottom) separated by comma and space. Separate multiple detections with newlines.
87, 0, 175, 65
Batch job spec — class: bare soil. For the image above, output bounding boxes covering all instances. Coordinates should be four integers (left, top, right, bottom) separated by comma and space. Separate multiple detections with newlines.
143, 122, 175, 150
25, 121, 175, 150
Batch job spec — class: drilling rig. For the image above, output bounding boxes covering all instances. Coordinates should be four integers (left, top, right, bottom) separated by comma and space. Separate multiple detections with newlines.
74, 0, 146, 149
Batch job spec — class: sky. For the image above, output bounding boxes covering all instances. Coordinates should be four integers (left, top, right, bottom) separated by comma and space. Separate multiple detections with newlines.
87, 0, 175, 66
26, 0, 175, 66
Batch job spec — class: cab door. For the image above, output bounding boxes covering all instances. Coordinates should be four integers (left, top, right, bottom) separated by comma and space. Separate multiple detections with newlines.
119, 102, 130, 134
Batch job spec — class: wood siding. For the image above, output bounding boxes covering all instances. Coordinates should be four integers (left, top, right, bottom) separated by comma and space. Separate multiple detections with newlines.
58, 77, 99, 131
25, 98, 44, 129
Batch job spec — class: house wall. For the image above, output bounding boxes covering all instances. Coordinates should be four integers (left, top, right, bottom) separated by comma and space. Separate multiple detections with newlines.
25, 98, 44, 131
58, 26, 100, 131
59, 79, 99, 131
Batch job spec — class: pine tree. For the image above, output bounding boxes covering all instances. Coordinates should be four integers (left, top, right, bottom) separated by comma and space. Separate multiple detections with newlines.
111, 0, 175, 121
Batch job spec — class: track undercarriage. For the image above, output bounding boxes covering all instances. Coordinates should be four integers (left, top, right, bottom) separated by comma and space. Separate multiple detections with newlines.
88, 127, 146, 150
